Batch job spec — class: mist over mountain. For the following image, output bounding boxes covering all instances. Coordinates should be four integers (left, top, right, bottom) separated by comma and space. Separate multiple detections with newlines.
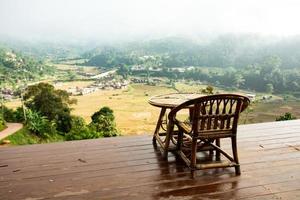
1, 0, 300, 43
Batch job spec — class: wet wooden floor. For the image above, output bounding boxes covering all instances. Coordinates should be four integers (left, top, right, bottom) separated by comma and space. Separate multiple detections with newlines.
0, 120, 299, 200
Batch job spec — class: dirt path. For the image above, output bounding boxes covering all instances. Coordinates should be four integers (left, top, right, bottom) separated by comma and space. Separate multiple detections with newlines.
0, 123, 23, 140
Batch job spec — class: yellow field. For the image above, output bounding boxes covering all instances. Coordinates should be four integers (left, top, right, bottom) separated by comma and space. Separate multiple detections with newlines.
53, 63, 100, 74
5, 84, 176, 135
4, 83, 300, 135
71, 84, 176, 135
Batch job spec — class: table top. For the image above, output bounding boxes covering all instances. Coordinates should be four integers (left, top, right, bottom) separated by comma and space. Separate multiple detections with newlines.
148, 93, 204, 108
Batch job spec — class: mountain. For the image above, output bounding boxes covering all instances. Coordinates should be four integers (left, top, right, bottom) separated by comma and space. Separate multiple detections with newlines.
0, 48, 55, 85
83, 35, 300, 69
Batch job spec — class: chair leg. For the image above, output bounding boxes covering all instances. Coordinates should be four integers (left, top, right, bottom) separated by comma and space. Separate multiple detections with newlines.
162, 122, 174, 159
216, 139, 221, 161
208, 149, 214, 161
190, 137, 197, 178
162, 139, 170, 159
176, 128, 183, 151
152, 135, 157, 145
207, 139, 214, 160
191, 169, 196, 178
153, 108, 166, 145
231, 136, 241, 175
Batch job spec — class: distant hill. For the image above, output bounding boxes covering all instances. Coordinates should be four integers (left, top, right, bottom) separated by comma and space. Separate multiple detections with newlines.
83, 35, 300, 69
0, 48, 55, 85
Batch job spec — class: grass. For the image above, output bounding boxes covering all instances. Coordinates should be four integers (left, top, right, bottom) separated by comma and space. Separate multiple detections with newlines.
57, 59, 88, 65
175, 82, 211, 93
0, 124, 6, 132
71, 84, 176, 135
0, 127, 65, 146
1, 127, 40, 145
0, 118, 6, 131
52, 63, 99, 73
245, 100, 300, 123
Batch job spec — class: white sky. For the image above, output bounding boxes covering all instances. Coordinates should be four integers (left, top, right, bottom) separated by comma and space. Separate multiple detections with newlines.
0, 0, 300, 41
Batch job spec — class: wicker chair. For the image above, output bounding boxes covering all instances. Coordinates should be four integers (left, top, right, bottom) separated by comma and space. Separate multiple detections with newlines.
167, 94, 250, 177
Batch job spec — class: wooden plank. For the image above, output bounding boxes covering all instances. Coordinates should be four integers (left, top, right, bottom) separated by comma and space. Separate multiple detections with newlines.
1, 139, 298, 175
1, 163, 298, 200
0, 120, 299, 200
1, 145, 299, 183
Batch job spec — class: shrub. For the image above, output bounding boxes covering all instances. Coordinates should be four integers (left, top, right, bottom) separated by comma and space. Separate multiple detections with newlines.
90, 106, 118, 137
14, 107, 26, 122
276, 112, 297, 121
0, 115, 6, 131
201, 85, 214, 94
0, 105, 16, 122
26, 109, 57, 138
66, 116, 102, 140
0, 106, 26, 123
55, 110, 72, 133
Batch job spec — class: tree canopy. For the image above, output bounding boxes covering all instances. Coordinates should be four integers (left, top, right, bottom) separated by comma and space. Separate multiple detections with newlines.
23, 83, 76, 132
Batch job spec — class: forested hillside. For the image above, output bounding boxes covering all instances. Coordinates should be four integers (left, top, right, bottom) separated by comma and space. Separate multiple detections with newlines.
84, 35, 300, 69
0, 48, 55, 85
83, 35, 300, 95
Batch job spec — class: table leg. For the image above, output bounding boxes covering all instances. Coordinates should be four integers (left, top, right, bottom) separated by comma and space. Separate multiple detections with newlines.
152, 107, 166, 144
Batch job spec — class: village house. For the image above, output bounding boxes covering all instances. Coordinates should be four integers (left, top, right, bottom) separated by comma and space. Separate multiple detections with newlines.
67, 79, 129, 96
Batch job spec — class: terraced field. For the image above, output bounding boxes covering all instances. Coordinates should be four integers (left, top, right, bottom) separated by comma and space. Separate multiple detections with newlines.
5, 83, 300, 135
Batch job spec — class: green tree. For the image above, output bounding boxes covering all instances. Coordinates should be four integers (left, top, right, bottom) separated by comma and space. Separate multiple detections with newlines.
0, 114, 6, 131
0, 105, 16, 122
23, 83, 76, 133
201, 85, 214, 94
233, 73, 245, 88
266, 83, 274, 94
118, 64, 130, 79
66, 116, 101, 140
90, 106, 118, 137
67, 70, 76, 80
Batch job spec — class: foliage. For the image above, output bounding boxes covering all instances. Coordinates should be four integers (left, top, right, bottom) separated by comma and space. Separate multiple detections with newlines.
84, 36, 300, 94
117, 64, 130, 79
201, 86, 214, 94
85, 48, 133, 68
0, 105, 25, 123
55, 110, 73, 134
0, 114, 6, 131
67, 70, 77, 80
0, 126, 64, 145
266, 83, 274, 94
90, 106, 118, 137
276, 112, 297, 121
2, 86, 120, 144
0, 105, 16, 122
26, 109, 57, 139
23, 83, 76, 132
0, 49, 55, 86
66, 116, 102, 140
14, 107, 26, 122
1, 127, 40, 145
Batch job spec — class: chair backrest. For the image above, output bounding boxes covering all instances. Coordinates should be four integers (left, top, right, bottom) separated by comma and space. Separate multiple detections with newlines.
169, 94, 250, 136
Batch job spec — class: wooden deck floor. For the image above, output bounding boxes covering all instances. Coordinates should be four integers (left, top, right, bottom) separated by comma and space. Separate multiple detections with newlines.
0, 120, 300, 200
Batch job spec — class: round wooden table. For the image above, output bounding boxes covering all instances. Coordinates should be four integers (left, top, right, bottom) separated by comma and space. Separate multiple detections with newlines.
149, 93, 204, 108
148, 93, 204, 152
